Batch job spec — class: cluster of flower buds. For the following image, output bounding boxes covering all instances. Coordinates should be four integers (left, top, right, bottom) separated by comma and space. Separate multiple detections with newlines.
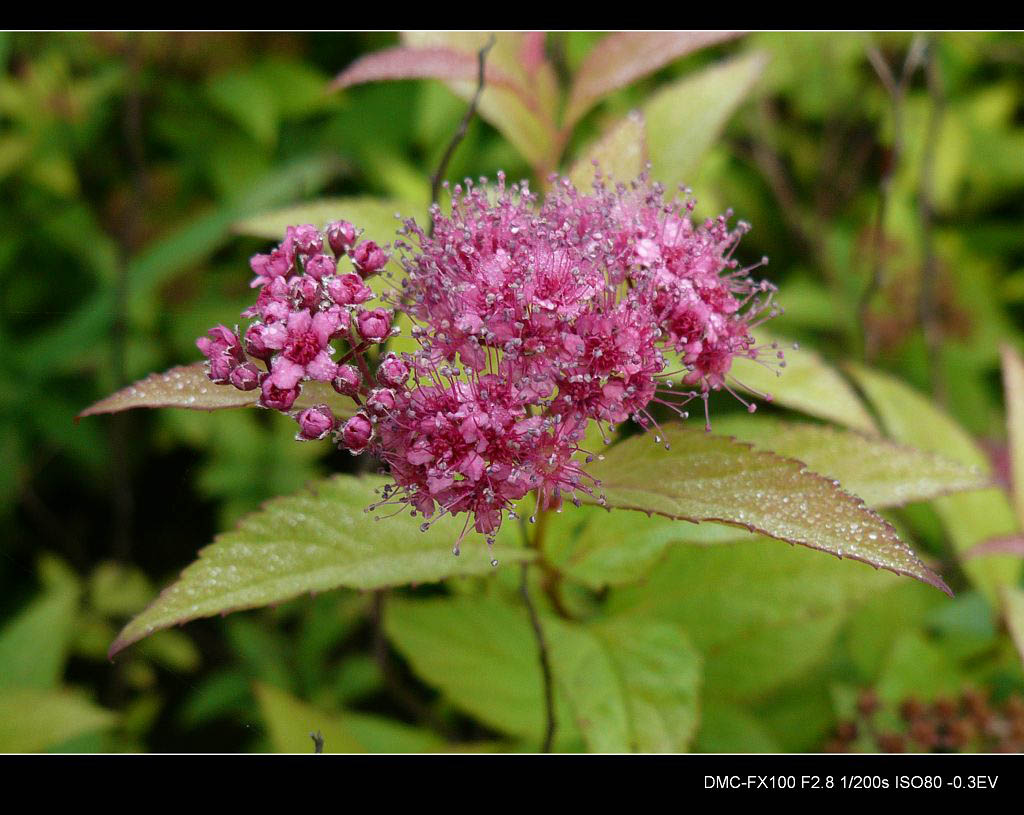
198, 170, 781, 558
196, 220, 394, 443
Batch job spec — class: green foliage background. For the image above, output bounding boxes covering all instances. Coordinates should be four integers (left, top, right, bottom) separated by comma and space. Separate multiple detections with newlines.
2, 31, 1024, 753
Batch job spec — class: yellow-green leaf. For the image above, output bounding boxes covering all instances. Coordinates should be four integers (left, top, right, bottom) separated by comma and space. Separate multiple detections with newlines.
644, 51, 767, 189
727, 331, 879, 433
254, 682, 443, 753
0, 689, 115, 752
847, 364, 1021, 606
711, 416, 989, 508
567, 110, 647, 190
1001, 343, 1024, 526
111, 476, 532, 657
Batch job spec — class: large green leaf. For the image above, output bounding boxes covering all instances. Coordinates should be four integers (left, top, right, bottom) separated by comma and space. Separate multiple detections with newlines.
848, 364, 1021, 606
608, 538, 903, 700
549, 617, 701, 752
726, 332, 879, 433
644, 51, 767, 189
79, 363, 355, 419
0, 689, 115, 752
588, 427, 949, 594
384, 594, 580, 749
254, 682, 444, 753
542, 503, 747, 591
111, 476, 532, 657
711, 416, 989, 508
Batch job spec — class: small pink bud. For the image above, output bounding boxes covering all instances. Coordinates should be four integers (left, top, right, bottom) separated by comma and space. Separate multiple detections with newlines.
229, 363, 261, 391
367, 387, 397, 415
341, 413, 373, 454
296, 404, 335, 440
357, 308, 392, 343
260, 379, 299, 411
288, 224, 322, 256
351, 240, 389, 279
326, 220, 358, 256
244, 323, 272, 359
326, 273, 373, 306
290, 275, 319, 309
332, 364, 361, 397
303, 253, 337, 280
377, 353, 410, 388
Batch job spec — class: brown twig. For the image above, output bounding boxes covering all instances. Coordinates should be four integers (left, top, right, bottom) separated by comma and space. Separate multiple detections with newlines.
520, 560, 556, 753
428, 35, 495, 213
917, 37, 947, 404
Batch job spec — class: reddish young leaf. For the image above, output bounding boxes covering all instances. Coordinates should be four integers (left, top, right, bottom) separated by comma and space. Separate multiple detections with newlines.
564, 31, 743, 128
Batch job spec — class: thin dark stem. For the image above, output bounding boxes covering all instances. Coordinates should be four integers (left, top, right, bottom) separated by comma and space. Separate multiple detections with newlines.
520, 561, 556, 753
310, 730, 324, 753
429, 35, 495, 212
917, 37, 947, 405
859, 36, 926, 361
369, 590, 456, 738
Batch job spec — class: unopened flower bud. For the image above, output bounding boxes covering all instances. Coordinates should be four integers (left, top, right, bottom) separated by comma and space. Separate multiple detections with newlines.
357, 308, 392, 343
351, 240, 389, 279
326, 220, 358, 256
229, 363, 261, 391
260, 379, 299, 411
341, 413, 373, 454
332, 364, 361, 397
377, 353, 410, 388
367, 387, 397, 415
303, 253, 337, 281
326, 273, 373, 306
296, 404, 335, 440
288, 224, 322, 256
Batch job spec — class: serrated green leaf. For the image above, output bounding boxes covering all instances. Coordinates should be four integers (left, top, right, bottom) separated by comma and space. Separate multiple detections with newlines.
711, 416, 989, 509
588, 427, 949, 594
567, 111, 646, 190
726, 332, 879, 433
111, 476, 532, 657
0, 689, 115, 752
551, 618, 701, 752
254, 682, 443, 753
848, 364, 1021, 606
384, 594, 579, 748
79, 363, 355, 419
645, 51, 767, 189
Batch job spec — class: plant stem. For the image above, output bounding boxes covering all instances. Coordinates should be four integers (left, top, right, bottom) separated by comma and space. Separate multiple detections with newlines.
520, 560, 556, 753
429, 35, 495, 213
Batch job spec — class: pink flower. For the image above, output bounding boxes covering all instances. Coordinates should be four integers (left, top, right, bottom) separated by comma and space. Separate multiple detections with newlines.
326, 220, 358, 256
326, 273, 373, 306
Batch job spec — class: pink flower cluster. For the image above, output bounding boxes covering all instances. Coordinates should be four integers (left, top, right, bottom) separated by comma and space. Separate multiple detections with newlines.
198, 171, 781, 557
